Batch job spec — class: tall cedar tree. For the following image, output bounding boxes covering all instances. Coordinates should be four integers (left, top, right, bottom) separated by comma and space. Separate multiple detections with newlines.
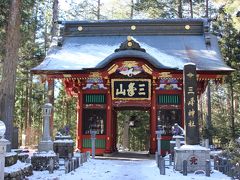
47, 0, 59, 136
212, 8, 240, 142
0, 0, 22, 151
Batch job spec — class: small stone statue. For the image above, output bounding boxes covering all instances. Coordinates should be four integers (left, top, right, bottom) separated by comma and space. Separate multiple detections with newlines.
172, 123, 184, 136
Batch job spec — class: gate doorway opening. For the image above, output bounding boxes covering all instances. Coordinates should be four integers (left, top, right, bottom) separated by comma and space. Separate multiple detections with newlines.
115, 109, 150, 153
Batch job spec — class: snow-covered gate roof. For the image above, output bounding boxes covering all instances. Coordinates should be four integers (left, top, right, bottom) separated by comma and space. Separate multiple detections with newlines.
31, 19, 233, 74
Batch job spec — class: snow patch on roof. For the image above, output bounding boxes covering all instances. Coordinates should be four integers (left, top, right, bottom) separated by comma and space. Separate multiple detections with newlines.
36, 42, 118, 70
141, 43, 187, 69
32, 35, 233, 72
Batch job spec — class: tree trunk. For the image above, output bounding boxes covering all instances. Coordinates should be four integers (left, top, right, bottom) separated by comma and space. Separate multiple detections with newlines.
51, 0, 59, 39
97, 0, 101, 20
20, 82, 24, 146
66, 99, 70, 125
178, 0, 183, 18
0, 0, 22, 151
189, 0, 193, 18
130, 0, 134, 19
205, 0, 209, 18
48, 0, 59, 136
26, 73, 33, 145
23, 71, 29, 147
23, 71, 33, 146
234, 95, 239, 112
123, 120, 129, 150
229, 78, 235, 140
206, 82, 213, 144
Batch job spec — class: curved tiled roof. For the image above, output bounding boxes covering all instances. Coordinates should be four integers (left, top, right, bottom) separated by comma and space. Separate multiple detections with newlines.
31, 19, 233, 74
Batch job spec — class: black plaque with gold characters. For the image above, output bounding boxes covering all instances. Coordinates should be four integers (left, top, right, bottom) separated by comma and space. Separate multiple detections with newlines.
111, 79, 151, 100
183, 63, 200, 145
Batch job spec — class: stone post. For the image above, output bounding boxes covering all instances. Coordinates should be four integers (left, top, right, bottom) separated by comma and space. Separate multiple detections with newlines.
159, 156, 165, 175
38, 103, 53, 152
156, 131, 161, 155
205, 139, 209, 149
156, 130, 163, 156
0, 121, 10, 180
49, 158, 54, 174
90, 130, 97, 159
175, 136, 181, 148
206, 160, 211, 177
183, 63, 200, 145
183, 160, 188, 176
174, 63, 210, 173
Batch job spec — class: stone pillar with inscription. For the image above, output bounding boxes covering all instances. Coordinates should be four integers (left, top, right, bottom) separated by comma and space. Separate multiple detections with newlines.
174, 63, 210, 172
183, 63, 200, 145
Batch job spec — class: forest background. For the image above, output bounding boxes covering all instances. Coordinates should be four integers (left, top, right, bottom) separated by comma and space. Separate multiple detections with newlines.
0, 0, 239, 153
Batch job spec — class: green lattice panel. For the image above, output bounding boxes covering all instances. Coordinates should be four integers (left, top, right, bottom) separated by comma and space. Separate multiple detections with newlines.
83, 138, 106, 149
158, 95, 180, 105
84, 94, 106, 104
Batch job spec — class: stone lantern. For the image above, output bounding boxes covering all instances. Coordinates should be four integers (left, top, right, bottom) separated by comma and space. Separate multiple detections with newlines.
32, 103, 58, 171
0, 120, 10, 180
38, 103, 53, 152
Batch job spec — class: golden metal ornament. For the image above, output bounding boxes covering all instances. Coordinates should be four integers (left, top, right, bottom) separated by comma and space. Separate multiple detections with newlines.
63, 74, 72, 78
107, 64, 119, 74
127, 36, 132, 41
89, 72, 101, 78
159, 72, 172, 78
128, 42, 133, 47
78, 26, 83, 31
187, 72, 194, 78
131, 25, 136, 30
185, 25, 190, 30
142, 64, 153, 74
122, 61, 138, 68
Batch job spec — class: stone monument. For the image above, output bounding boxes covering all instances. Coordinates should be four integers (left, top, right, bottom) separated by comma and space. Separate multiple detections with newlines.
38, 103, 53, 152
0, 120, 10, 180
174, 63, 210, 172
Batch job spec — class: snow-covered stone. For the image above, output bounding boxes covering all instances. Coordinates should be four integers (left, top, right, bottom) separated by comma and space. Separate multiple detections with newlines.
175, 145, 210, 172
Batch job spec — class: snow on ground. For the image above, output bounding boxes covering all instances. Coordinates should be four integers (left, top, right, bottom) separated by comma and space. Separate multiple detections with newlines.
4, 160, 31, 173
28, 158, 231, 180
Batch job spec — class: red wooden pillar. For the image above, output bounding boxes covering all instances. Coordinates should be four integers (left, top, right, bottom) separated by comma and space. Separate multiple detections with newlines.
77, 90, 83, 151
112, 109, 117, 152
150, 88, 157, 154
105, 91, 112, 153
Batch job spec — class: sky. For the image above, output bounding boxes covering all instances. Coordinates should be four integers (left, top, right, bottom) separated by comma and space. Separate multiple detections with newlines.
59, 0, 121, 11
58, 0, 134, 20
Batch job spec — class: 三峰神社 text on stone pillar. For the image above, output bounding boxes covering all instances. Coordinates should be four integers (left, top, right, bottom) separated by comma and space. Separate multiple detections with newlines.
184, 63, 200, 145
174, 63, 210, 173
